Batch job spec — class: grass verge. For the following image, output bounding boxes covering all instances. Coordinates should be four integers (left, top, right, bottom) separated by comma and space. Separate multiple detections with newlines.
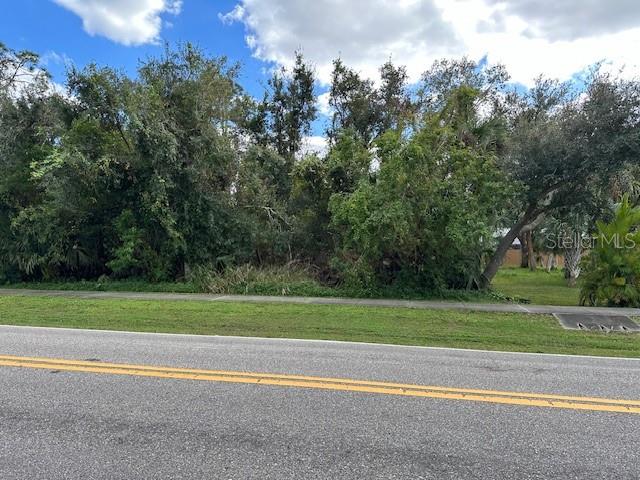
0, 295, 638, 358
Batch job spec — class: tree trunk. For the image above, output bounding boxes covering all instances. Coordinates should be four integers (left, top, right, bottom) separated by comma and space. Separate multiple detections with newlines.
184, 261, 192, 281
563, 240, 582, 287
526, 230, 536, 271
481, 187, 560, 288
518, 234, 529, 268
480, 212, 536, 289
480, 204, 547, 289
546, 253, 556, 272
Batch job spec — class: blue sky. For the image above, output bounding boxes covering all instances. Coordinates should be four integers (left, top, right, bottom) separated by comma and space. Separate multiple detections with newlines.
1, 0, 271, 98
3, 0, 639, 146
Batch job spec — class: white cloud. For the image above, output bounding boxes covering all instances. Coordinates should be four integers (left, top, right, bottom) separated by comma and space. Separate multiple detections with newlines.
4, 66, 69, 100
53, 0, 182, 46
221, 0, 640, 86
300, 135, 329, 157
482, 0, 640, 41
40, 51, 73, 68
317, 92, 332, 117
218, 5, 245, 25
437, 0, 640, 85
221, 0, 462, 84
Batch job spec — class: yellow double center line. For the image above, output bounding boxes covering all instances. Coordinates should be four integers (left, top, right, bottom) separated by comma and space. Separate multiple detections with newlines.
1, 354, 639, 414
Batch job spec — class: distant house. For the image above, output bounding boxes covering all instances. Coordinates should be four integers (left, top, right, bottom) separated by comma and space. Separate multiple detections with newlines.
503, 236, 565, 268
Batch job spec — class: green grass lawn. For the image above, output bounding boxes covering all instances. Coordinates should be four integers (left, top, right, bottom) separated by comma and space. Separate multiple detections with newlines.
493, 267, 580, 306
1, 295, 637, 358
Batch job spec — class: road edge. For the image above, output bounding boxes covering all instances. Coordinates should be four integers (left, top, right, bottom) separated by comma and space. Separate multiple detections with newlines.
2, 323, 639, 362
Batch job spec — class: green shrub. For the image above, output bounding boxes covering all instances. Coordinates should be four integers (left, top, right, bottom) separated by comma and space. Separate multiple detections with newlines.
191, 263, 335, 296
580, 195, 640, 307
329, 126, 511, 291
106, 210, 176, 282
190, 262, 502, 301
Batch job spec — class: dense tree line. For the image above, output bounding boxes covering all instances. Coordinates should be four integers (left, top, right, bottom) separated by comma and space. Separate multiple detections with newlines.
1, 41, 639, 292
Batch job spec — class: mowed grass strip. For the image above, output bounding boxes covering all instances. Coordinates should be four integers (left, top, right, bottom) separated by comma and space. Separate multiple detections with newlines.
1, 296, 639, 358
493, 267, 581, 306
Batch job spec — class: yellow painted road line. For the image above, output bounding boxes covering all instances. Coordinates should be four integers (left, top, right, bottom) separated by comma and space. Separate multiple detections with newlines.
1, 354, 639, 414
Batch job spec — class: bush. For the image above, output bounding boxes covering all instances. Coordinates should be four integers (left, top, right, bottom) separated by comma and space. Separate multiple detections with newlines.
191, 263, 336, 296
329, 128, 510, 291
580, 195, 640, 307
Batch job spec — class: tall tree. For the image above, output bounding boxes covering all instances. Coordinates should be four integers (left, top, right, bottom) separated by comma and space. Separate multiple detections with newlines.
131, 43, 252, 277
480, 72, 640, 288
266, 52, 317, 159
376, 61, 414, 135
0, 45, 70, 280
418, 57, 510, 116
330, 124, 510, 291
327, 59, 379, 145
0, 42, 44, 94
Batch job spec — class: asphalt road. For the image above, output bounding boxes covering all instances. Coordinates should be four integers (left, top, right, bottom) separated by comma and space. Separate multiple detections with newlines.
1, 326, 639, 479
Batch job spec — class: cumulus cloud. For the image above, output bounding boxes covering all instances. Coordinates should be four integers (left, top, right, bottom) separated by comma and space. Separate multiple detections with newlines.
442, 0, 640, 84
40, 51, 73, 68
483, 0, 640, 41
317, 92, 332, 117
300, 135, 329, 157
220, 0, 462, 84
4, 66, 69, 100
53, 0, 182, 45
221, 0, 640, 86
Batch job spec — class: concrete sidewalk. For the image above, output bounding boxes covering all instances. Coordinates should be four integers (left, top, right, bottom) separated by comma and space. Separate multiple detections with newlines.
2, 287, 639, 316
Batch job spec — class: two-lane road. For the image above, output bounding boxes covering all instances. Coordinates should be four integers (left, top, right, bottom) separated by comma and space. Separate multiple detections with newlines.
1, 325, 639, 479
